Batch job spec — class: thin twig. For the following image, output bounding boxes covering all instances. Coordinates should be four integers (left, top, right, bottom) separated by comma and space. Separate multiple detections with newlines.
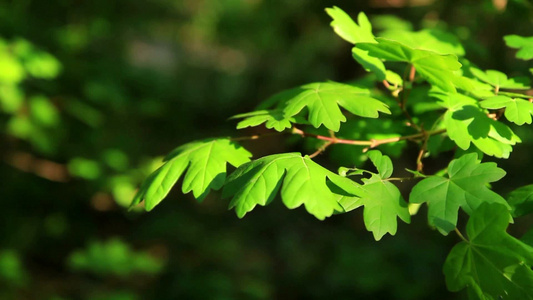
454, 228, 468, 242
230, 131, 284, 141
416, 127, 430, 173
309, 141, 334, 158
292, 127, 446, 148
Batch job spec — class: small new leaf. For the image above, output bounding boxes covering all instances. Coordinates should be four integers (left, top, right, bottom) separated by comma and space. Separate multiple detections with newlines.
444, 203, 533, 299
353, 150, 411, 240
132, 139, 252, 210
325, 6, 374, 44
223, 153, 360, 220
410, 153, 508, 235
480, 95, 533, 125
325, 7, 386, 80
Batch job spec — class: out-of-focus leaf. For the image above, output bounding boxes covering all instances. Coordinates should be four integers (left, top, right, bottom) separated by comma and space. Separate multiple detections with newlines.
507, 184, 533, 217
505, 34, 533, 60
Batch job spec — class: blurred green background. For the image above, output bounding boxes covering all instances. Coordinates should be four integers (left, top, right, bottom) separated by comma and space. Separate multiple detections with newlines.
0, 0, 532, 299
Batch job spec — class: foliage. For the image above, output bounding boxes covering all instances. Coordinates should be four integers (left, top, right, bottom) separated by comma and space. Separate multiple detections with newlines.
132, 5, 533, 299
2, 0, 533, 299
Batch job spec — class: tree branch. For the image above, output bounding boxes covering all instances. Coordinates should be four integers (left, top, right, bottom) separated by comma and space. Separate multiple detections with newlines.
291, 127, 446, 149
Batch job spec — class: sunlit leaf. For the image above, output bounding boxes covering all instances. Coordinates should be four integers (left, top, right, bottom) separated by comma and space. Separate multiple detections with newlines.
132, 139, 252, 210
480, 95, 533, 125
410, 153, 508, 235
357, 38, 462, 92
505, 34, 533, 60
223, 153, 360, 220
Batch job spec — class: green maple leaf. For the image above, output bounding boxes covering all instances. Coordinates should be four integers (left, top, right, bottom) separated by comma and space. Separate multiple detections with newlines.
480, 95, 533, 125
470, 68, 530, 90
507, 184, 533, 217
444, 203, 533, 299
357, 38, 463, 92
325, 7, 386, 80
223, 153, 360, 220
380, 29, 465, 56
281, 82, 390, 131
358, 151, 410, 240
434, 92, 520, 158
132, 139, 252, 210
231, 110, 296, 132
337, 151, 410, 240
410, 153, 508, 235
504, 35, 533, 60
325, 6, 374, 44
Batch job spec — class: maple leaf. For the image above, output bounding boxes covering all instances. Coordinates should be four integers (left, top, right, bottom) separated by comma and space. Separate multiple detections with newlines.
357, 38, 463, 92
480, 95, 533, 125
132, 139, 252, 210
336, 151, 410, 240
282, 82, 390, 131
470, 68, 530, 90
231, 110, 296, 132
444, 203, 533, 299
410, 153, 509, 235
504, 34, 533, 60
433, 91, 521, 158
223, 153, 360, 220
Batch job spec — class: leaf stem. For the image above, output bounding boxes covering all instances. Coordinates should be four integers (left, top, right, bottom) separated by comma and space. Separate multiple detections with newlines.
398, 64, 421, 131
454, 227, 468, 242
230, 132, 284, 141
416, 127, 430, 173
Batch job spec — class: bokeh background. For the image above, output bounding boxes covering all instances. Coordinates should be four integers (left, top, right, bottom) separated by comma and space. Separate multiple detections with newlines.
0, 0, 532, 299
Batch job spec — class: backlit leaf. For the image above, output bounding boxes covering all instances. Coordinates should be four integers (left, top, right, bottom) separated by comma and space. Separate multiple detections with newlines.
480, 95, 533, 125
223, 153, 361, 220
132, 139, 252, 210
505, 34, 533, 60
357, 38, 462, 92
410, 153, 508, 235
471, 68, 530, 90
282, 82, 390, 131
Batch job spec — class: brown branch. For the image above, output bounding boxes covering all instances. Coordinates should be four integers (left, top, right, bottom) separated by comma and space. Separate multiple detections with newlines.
4, 151, 70, 182
292, 127, 446, 150
416, 128, 430, 173
309, 141, 334, 158
230, 131, 284, 141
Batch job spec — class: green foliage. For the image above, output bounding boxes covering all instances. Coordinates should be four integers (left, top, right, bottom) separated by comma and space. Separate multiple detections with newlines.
340, 151, 410, 241
480, 95, 533, 125
410, 153, 508, 235
222, 153, 355, 220
236, 81, 390, 131
504, 35, 533, 60
68, 239, 164, 278
130, 5, 533, 298
507, 184, 533, 217
132, 139, 252, 210
3, 1, 533, 299
443, 203, 533, 299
